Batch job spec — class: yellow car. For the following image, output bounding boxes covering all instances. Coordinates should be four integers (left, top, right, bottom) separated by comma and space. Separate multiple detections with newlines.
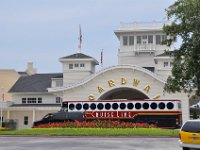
179, 119, 200, 150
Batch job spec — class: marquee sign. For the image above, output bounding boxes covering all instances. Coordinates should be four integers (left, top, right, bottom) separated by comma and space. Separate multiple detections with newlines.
88, 77, 161, 100
85, 111, 179, 119
85, 111, 137, 119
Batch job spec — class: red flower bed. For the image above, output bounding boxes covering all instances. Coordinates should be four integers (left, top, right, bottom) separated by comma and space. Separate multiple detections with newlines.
33, 120, 156, 128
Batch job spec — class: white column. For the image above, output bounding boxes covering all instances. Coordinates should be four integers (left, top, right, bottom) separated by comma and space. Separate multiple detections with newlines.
0, 100, 2, 127
7, 110, 10, 120
32, 109, 36, 123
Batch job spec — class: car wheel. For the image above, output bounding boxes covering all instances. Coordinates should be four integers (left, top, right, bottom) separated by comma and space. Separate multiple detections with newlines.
182, 147, 190, 150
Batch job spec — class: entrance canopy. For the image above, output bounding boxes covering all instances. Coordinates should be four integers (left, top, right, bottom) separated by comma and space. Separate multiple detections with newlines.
99, 87, 149, 100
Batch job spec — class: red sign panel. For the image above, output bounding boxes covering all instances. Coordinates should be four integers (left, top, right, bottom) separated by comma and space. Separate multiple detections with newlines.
85, 111, 181, 119
85, 111, 137, 119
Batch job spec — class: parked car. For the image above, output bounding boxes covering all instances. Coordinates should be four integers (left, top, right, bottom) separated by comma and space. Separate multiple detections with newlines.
179, 119, 200, 150
33, 111, 84, 127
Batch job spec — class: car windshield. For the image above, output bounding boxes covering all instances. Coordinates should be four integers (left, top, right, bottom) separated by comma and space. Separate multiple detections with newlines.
43, 114, 52, 119
182, 121, 200, 133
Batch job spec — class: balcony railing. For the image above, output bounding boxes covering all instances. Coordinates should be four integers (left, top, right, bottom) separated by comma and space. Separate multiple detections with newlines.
119, 21, 170, 30
134, 44, 156, 52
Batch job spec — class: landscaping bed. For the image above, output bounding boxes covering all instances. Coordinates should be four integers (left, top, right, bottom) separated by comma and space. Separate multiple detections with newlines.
0, 120, 179, 136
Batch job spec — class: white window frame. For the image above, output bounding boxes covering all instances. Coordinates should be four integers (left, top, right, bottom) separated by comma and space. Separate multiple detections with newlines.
148, 35, 153, 44
38, 97, 42, 103
69, 64, 73, 69
24, 116, 28, 125
80, 63, 85, 68
164, 62, 169, 67
123, 36, 128, 46
56, 97, 62, 103
22, 98, 26, 104
74, 64, 79, 68
137, 36, 141, 44
129, 36, 134, 45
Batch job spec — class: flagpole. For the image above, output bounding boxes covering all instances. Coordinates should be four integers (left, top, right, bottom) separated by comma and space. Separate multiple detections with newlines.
78, 24, 82, 53
101, 49, 103, 67
0, 88, 3, 128
0, 98, 2, 128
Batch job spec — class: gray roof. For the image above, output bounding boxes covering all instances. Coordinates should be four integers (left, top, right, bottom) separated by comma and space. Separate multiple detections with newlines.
60, 53, 99, 65
11, 104, 61, 107
9, 73, 63, 93
61, 53, 93, 59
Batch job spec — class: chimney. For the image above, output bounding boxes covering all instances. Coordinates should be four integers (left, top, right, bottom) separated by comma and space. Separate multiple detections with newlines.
26, 62, 37, 75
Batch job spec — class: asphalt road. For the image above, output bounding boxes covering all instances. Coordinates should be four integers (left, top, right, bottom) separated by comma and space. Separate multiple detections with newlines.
0, 136, 182, 150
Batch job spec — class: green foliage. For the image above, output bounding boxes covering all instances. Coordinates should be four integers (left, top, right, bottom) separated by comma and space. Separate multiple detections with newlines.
163, 0, 200, 96
0, 128, 179, 136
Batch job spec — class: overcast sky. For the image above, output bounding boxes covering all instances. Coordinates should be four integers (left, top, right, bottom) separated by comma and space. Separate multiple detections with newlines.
0, 0, 176, 73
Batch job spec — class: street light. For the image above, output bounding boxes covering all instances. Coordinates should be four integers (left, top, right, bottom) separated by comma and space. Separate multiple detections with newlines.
0, 88, 4, 128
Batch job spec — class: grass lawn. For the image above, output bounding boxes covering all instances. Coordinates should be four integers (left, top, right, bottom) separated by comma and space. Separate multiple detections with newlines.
0, 128, 179, 136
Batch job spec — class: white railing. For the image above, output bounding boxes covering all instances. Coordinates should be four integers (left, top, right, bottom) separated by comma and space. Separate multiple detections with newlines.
120, 21, 170, 30
134, 44, 156, 52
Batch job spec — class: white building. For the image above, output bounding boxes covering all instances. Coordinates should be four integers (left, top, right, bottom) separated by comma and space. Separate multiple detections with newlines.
115, 21, 174, 80
1, 21, 189, 129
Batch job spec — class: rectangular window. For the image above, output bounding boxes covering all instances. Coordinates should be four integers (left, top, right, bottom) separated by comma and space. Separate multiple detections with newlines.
22, 98, 26, 104
142, 35, 147, 39
170, 62, 173, 67
162, 35, 167, 42
137, 36, 141, 44
27, 98, 31, 103
56, 97, 62, 103
148, 35, 153, 44
27, 98, 37, 103
24, 116, 28, 125
38, 97, 42, 103
164, 62, 168, 67
156, 35, 161, 44
69, 64, 73, 69
129, 36, 134, 45
74, 64, 79, 68
156, 35, 167, 44
123, 36, 128, 45
80, 63, 85, 68
56, 80, 63, 87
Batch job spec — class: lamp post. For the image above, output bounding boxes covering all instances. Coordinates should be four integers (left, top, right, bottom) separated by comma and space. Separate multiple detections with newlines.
0, 98, 2, 128
0, 88, 4, 128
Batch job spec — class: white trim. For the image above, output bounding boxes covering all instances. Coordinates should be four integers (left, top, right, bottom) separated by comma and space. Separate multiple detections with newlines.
6, 107, 60, 111
97, 86, 150, 100
48, 65, 165, 92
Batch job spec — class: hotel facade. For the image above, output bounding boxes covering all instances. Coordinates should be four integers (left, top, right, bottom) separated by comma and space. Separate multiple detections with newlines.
1, 22, 189, 129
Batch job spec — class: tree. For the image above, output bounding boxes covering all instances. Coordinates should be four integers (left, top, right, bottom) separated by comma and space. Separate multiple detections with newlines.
163, 0, 200, 96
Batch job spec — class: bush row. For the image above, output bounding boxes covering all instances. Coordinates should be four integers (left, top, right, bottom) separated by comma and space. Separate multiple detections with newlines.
33, 120, 156, 128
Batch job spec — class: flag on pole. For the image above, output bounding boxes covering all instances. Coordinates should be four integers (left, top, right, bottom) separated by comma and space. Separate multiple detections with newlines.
101, 49, 103, 67
78, 24, 82, 50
